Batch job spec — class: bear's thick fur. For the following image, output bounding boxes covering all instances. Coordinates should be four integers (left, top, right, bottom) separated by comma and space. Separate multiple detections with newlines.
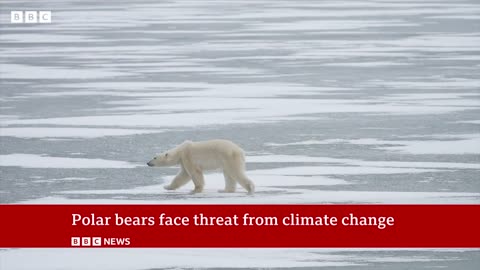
147, 140, 255, 194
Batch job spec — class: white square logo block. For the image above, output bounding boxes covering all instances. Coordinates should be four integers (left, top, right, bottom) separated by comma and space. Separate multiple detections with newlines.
71, 237, 80, 246
39, 11, 51, 23
82, 237, 91, 246
10, 11, 23, 23
24, 11, 38, 23
92, 237, 102, 246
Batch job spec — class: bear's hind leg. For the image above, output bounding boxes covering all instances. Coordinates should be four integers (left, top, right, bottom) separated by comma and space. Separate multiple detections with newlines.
227, 165, 255, 195
218, 171, 236, 193
236, 174, 255, 195
164, 169, 191, 190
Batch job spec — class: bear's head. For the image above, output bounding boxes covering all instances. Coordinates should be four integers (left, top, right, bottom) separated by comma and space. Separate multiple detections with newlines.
147, 141, 191, 167
147, 151, 177, 167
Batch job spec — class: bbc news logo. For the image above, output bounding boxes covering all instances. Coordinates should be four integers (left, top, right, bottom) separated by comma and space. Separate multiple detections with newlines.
11, 11, 52, 24
71, 237, 102, 247
71, 237, 131, 247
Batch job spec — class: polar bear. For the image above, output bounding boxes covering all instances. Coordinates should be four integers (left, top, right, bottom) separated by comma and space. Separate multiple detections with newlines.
147, 139, 255, 195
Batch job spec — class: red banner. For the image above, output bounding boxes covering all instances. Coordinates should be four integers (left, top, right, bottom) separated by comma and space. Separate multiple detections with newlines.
0, 204, 479, 248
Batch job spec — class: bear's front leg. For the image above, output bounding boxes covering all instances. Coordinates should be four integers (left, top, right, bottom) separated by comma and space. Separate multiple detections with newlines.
164, 169, 191, 191
182, 156, 204, 194
163, 185, 176, 190
190, 170, 205, 194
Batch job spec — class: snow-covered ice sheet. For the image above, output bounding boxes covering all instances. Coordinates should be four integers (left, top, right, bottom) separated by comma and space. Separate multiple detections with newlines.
248, 154, 480, 169
1, 0, 480, 268
0, 248, 475, 270
24, 189, 480, 205
266, 135, 480, 154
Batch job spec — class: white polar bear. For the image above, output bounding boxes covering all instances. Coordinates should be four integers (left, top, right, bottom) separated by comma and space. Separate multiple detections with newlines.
147, 139, 255, 195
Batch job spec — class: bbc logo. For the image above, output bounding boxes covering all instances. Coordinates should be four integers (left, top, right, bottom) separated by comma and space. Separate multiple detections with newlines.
71, 237, 102, 247
11, 11, 52, 24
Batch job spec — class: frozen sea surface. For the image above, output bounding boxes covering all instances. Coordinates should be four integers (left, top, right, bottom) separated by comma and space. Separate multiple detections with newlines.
0, 0, 479, 269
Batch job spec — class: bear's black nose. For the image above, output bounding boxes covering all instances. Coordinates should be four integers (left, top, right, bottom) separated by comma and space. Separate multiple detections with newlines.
147, 162, 153, 167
